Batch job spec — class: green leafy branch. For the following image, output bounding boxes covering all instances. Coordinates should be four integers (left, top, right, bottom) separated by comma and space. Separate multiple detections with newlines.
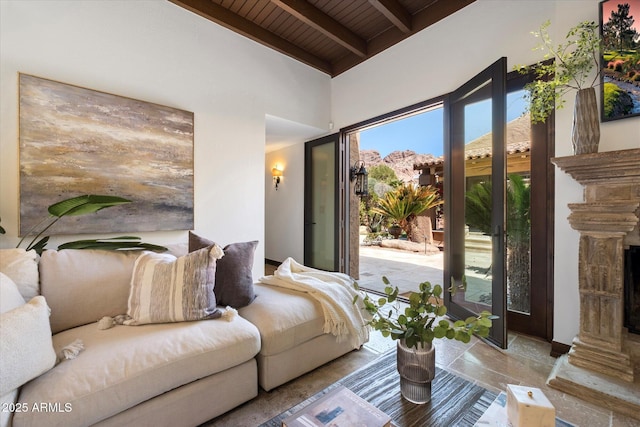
353, 276, 496, 349
514, 20, 601, 123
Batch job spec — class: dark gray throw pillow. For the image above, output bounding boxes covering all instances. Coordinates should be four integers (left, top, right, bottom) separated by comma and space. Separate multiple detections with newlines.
189, 232, 258, 308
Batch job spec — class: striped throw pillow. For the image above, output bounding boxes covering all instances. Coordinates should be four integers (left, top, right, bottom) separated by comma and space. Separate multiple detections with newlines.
126, 245, 223, 325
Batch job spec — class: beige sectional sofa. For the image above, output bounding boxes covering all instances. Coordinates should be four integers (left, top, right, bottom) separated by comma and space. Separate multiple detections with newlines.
0, 245, 361, 427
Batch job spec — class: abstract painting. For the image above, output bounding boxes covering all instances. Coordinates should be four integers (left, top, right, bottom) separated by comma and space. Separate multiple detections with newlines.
19, 73, 194, 235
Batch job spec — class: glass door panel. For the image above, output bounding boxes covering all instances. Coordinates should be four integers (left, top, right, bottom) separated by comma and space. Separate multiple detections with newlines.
445, 58, 507, 348
505, 89, 532, 314
305, 134, 339, 271
455, 97, 494, 315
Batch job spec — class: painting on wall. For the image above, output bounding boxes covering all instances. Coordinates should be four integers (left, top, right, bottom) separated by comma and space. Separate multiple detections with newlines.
600, 0, 640, 121
19, 73, 194, 236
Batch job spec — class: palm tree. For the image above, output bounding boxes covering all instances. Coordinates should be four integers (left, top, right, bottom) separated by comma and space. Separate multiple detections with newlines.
373, 183, 443, 241
465, 175, 531, 312
505, 174, 531, 313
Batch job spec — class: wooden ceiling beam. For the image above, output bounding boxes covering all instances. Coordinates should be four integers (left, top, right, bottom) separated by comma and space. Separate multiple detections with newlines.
333, 0, 477, 76
169, 0, 333, 75
271, 0, 367, 58
368, 0, 411, 33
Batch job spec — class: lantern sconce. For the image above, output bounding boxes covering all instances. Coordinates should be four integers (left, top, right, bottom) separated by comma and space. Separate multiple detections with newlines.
272, 165, 283, 190
349, 160, 368, 197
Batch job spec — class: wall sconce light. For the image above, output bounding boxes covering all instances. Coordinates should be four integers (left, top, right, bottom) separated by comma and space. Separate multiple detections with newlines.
272, 165, 283, 190
349, 160, 368, 197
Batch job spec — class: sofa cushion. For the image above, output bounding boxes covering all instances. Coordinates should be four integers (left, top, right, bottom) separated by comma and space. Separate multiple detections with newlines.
0, 248, 39, 301
126, 246, 223, 325
14, 315, 261, 427
40, 249, 142, 334
0, 296, 56, 396
0, 272, 26, 313
239, 283, 326, 356
189, 232, 257, 308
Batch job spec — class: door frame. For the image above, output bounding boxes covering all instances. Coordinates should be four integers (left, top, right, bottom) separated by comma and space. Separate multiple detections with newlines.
337, 64, 554, 343
505, 71, 555, 340
443, 57, 508, 349
304, 133, 341, 271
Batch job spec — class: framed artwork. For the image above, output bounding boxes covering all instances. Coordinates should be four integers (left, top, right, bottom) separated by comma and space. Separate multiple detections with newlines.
600, 0, 640, 121
19, 73, 194, 235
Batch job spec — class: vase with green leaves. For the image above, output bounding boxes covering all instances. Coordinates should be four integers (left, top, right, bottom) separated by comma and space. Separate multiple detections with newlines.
353, 277, 495, 403
515, 20, 601, 155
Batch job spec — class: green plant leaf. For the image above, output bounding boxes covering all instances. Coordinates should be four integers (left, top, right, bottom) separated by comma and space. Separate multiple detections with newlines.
57, 238, 167, 252
30, 236, 49, 255
433, 326, 446, 339
432, 284, 442, 296
48, 195, 131, 217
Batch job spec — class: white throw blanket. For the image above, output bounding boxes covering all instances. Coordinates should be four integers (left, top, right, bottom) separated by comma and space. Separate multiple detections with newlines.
259, 258, 370, 349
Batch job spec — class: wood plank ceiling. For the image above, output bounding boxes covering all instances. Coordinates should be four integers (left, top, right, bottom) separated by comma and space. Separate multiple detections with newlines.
169, 0, 476, 77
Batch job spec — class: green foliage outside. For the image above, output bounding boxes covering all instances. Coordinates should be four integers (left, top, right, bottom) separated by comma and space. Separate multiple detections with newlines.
359, 165, 401, 234
367, 164, 398, 183
372, 183, 442, 238
464, 175, 531, 312
464, 180, 492, 235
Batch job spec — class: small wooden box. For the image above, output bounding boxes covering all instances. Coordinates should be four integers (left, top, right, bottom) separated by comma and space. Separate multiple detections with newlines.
506, 384, 555, 427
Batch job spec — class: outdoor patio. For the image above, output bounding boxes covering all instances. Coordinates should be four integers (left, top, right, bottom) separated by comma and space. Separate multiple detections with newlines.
357, 244, 491, 303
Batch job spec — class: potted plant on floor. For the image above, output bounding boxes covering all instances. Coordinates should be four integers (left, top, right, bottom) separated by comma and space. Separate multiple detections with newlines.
515, 20, 602, 154
373, 183, 442, 241
353, 277, 495, 404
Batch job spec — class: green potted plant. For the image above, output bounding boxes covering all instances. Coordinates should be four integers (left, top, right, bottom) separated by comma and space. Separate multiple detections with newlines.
353, 277, 495, 404
515, 20, 601, 154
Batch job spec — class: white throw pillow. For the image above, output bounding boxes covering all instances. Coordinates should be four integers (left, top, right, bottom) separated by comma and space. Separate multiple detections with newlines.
126, 245, 224, 325
0, 272, 26, 313
0, 249, 40, 301
0, 296, 56, 396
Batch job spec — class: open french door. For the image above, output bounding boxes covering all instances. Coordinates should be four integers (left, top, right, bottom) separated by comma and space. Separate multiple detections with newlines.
444, 58, 508, 348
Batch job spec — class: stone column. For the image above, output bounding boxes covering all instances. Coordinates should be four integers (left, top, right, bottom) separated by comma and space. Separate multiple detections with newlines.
550, 148, 640, 419
566, 202, 638, 382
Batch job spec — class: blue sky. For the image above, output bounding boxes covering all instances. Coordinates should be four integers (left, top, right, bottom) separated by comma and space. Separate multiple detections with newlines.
360, 90, 527, 158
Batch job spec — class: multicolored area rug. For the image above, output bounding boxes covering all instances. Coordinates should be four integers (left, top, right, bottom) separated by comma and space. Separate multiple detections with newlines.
259, 349, 497, 427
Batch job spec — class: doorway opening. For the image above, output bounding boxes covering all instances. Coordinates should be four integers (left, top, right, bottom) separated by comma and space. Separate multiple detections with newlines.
342, 66, 553, 343
347, 102, 445, 298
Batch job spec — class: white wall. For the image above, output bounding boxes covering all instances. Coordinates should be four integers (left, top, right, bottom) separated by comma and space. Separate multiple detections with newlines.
0, 0, 331, 281
265, 143, 306, 263
331, 0, 640, 345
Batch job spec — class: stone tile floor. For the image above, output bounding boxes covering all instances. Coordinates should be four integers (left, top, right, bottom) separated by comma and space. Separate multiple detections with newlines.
203, 258, 639, 426
205, 328, 638, 426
